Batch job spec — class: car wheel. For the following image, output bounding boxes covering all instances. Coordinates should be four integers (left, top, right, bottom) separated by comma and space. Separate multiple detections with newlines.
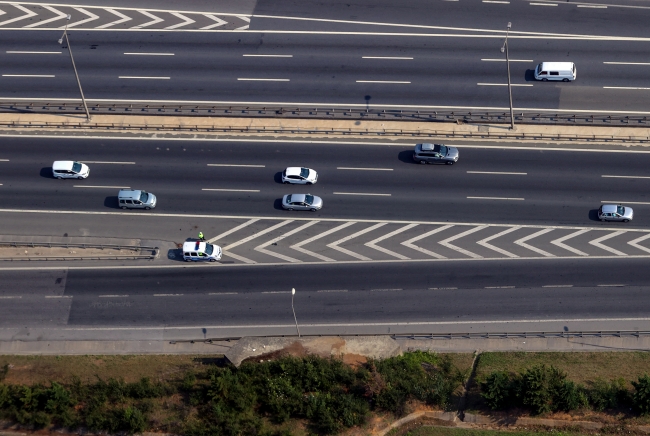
185, 259, 191, 262
419, 160, 427, 165
310, 208, 317, 212
307, 182, 313, 185
283, 181, 290, 184
287, 208, 294, 211
600, 218, 606, 222
77, 175, 83, 179
145, 206, 151, 210
542, 78, 548, 82
624, 219, 630, 223
210, 258, 217, 262
563, 78, 569, 82
446, 161, 454, 165
121, 206, 128, 210
56, 176, 63, 180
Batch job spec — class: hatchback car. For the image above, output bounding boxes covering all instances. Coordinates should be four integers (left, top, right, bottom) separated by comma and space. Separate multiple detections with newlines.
598, 204, 633, 222
282, 194, 323, 211
282, 167, 318, 184
52, 161, 90, 179
413, 143, 459, 165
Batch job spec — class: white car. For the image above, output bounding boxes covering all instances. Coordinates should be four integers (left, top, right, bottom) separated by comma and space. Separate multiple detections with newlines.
282, 167, 318, 185
52, 161, 89, 179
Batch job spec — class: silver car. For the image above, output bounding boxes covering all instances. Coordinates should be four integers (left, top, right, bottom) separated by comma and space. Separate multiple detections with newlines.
598, 204, 633, 222
413, 143, 459, 165
282, 194, 323, 211
282, 167, 318, 184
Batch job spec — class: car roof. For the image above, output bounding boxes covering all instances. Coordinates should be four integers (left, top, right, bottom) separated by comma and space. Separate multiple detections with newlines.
118, 189, 143, 200
418, 143, 443, 152
52, 161, 75, 171
290, 194, 306, 202
183, 241, 206, 252
601, 204, 619, 213
285, 167, 304, 176
539, 62, 574, 71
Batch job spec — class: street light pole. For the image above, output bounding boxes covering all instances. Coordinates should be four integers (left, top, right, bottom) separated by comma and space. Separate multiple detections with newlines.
291, 288, 301, 337
500, 22, 515, 130
58, 14, 90, 121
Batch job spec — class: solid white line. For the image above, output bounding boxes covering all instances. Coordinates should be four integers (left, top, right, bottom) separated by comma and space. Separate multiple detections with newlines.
485, 286, 515, 288
530, 2, 557, 5
81, 161, 135, 164
542, 285, 573, 288
356, 80, 411, 84
477, 83, 533, 86
333, 192, 391, 196
601, 200, 650, 205
604, 86, 650, 90
124, 52, 174, 56
337, 167, 393, 171
243, 54, 293, 57
317, 289, 348, 293
602, 175, 650, 179
208, 164, 265, 168
577, 4, 607, 8
481, 58, 534, 62
6, 51, 61, 54
467, 196, 524, 201
2, 74, 54, 78
597, 284, 625, 287
467, 171, 527, 175
119, 76, 170, 80
0, 296, 21, 299
237, 78, 290, 81
604, 62, 650, 66
98, 295, 129, 297
202, 188, 260, 192
362, 56, 413, 60
73, 185, 130, 189
153, 293, 184, 296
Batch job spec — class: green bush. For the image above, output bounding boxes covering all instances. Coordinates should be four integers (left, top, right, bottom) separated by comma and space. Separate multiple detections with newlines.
589, 378, 629, 411
632, 374, 650, 415
481, 371, 513, 410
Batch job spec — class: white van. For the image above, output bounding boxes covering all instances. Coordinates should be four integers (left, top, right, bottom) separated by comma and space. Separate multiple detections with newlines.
182, 240, 222, 262
534, 62, 576, 82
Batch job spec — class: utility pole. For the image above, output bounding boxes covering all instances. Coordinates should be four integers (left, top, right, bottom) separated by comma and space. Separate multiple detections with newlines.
58, 14, 90, 121
500, 22, 515, 130
291, 288, 300, 337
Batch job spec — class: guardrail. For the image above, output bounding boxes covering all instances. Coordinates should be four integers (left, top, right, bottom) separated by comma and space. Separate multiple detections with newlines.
2, 120, 649, 143
1, 101, 649, 128
0, 241, 159, 261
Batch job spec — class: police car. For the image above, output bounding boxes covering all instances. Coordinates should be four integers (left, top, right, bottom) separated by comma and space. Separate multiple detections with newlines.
182, 240, 222, 262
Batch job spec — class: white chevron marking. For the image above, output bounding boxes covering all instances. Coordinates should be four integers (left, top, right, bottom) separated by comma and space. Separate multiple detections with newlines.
477, 227, 520, 258
589, 231, 627, 256
365, 223, 418, 260
235, 15, 250, 30
133, 10, 164, 29
628, 233, 650, 254
255, 221, 319, 263
439, 226, 487, 258
165, 12, 195, 29
401, 225, 452, 259
551, 229, 590, 256
291, 221, 355, 262
222, 220, 293, 263
0, 8, 5, 18
95, 8, 132, 29
223, 250, 256, 264
24, 5, 67, 27
514, 228, 556, 257
67, 8, 100, 28
327, 223, 387, 261
202, 14, 228, 30
0, 4, 37, 27
207, 218, 259, 244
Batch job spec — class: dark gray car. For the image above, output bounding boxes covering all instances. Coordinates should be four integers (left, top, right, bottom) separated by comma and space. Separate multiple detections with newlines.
282, 194, 323, 211
413, 143, 459, 165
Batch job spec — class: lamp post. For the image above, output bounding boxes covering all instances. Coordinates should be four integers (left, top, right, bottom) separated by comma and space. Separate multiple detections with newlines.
58, 14, 90, 121
500, 22, 515, 130
291, 288, 300, 337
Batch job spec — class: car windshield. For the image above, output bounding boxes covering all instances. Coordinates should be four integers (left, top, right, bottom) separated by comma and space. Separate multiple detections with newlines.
305, 195, 314, 205
286, 195, 292, 202
300, 168, 310, 178
139, 191, 149, 202
72, 162, 82, 173
205, 244, 214, 255
617, 206, 625, 215
438, 145, 448, 156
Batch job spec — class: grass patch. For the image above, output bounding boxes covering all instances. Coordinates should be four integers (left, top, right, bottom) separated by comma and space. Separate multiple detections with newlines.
394, 427, 592, 436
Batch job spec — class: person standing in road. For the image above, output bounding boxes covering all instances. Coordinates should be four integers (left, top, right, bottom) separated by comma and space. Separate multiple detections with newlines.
199, 231, 205, 241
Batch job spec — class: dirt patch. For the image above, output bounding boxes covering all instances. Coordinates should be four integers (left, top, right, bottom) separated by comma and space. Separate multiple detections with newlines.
245, 341, 309, 364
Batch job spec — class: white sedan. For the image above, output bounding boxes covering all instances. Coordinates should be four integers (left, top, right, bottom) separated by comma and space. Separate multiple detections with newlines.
282, 167, 318, 185
52, 161, 90, 179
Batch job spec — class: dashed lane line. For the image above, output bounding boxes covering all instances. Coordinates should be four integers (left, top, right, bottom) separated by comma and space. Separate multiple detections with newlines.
467, 171, 527, 175
243, 54, 293, 57
467, 196, 525, 201
45, 295, 72, 298
602, 175, 650, 179
356, 80, 411, 84
118, 76, 170, 79
371, 288, 402, 291
98, 295, 129, 297
0, 296, 21, 299
202, 188, 260, 192
81, 161, 135, 164
153, 293, 184, 296
601, 200, 650, 205
208, 164, 265, 168
542, 285, 573, 288
2, 74, 54, 77
333, 192, 391, 196
237, 78, 290, 82
362, 56, 413, 60
208, 292, 238, 295
124, 52, 174, 56
477, 83, 533, 87
73, 185, 130, 189
485, 286, 515, 289
481, 58, 534, 62
596, 284, 625, 287
429, 287, 458, 290
337, 167, 393, 171
6, 50, 61, 54
317, 289, 348, 293
604, 62, 650, 66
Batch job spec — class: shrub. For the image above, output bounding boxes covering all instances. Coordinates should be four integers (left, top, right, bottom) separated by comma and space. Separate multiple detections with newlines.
481, 371, 513, 410
589, 378, 629, 411
519, 365, 567, 415
632, 374, 650, 415
122, 406, 147, 434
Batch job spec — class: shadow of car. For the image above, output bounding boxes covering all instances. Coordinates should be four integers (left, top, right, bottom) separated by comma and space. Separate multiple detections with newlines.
274, 171, 283, 184
398, 149, 417, 164
40, 167, 54, 179
588, 209, 600, 222
104, 196, 120, 209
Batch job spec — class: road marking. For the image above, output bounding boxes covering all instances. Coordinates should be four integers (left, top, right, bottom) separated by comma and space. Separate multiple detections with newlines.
23, 5, 67, 28
81, 161, 135, 164
356, 80, 411, 84
118, 76, 170, 79
577, 4, 607, 8
237, 78, 290, 81
467, 171, 527, 175
604, 62, 650, 66
477, 226, 520, 258
542, 285, 573, 288
371, 288, 402, 291
333, 192, 391, 196
73, 185, 130, 189
208, 164, 265, 168
328, 222, 387, 261
0, 159, 8, 161
255, 221, 319, 263
524, 229, 582, 256
485, 286, 515, 288
98, 295, 128, 297
0, 4, 37, 27
6, 51, 61, 54
153, 293, 184, 296
603, 86, 650, 90
601, 200, 650, 205
67, 7, 100, 28
261, 291, 291, 294
597, 284, 625, 287
477, 83, 533, 86
165, 12, 196, 30
223, 220, 294, 264
362, 56, 413, 60
0, 296, 21, 299
589, 231, 627, 256
337, 167, 393, 171
628, 234, 650, 254
482, 0, 510, 3
243, 54, 293, 57
2, 74, 55, 77
317, 289, 348, 293
124, 52, 174, 56
208, 292, 238, 295
96, 8, 132, 28
551, 229, 590, 256
291, 221, 355, 262
481, 58, 534, 62
467, 196, 525, 201
207, 218, 260, 244
602, 175, 650, 179
530, 2, 557, 5
202, 188, 260, 192
366, 223, 418, 260
133, 10, 164, 29
429, 287, 457, 290
401, 225, 451, 259
439, 226, 487, 258
45, 295, 72, 299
